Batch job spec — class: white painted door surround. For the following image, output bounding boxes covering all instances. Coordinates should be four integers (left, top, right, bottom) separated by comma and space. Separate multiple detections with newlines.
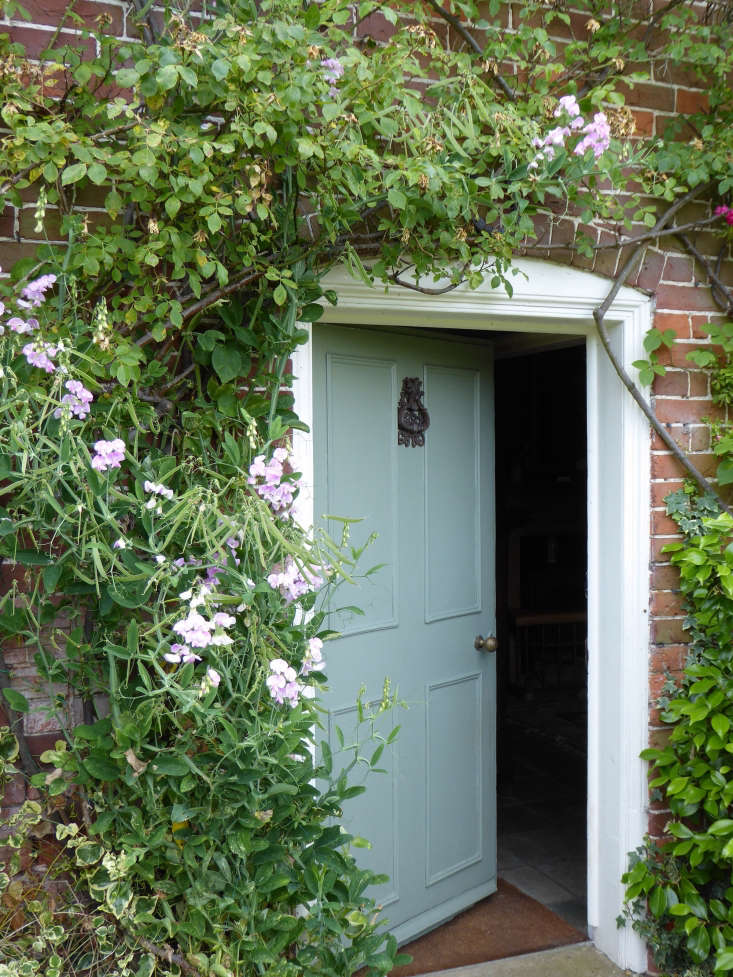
290, 258, 651, 974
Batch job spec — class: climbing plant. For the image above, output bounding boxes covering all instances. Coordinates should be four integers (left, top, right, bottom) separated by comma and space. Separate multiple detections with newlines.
0, 0, 732, 975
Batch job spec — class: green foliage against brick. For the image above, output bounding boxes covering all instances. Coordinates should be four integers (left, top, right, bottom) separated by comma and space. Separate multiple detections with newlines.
623, 492, 733, 976
0, 0, 732, 975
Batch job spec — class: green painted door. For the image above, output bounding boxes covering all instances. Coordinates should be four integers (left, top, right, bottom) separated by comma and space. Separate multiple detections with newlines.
313, 323, 496, 946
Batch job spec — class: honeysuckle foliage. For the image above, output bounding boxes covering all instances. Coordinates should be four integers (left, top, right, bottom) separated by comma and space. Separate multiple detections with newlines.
0, 0, 732, 975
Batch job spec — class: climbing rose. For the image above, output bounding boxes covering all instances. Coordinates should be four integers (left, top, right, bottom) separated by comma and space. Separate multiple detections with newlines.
714, 205, 733, 226
91, 438, 126, 471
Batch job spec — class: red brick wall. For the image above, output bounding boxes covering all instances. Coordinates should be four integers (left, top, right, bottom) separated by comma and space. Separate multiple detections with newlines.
4, 0, 733, 900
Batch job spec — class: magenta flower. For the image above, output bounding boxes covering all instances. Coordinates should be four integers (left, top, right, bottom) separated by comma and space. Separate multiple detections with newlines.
714, 205, 733, 226
91, 438, 126, 471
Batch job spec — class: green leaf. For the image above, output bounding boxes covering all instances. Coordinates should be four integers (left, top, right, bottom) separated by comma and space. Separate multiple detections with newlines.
153, 756, 190, 776
717, 459, 733, 487
43, 562, 63, 593
717, 948, 733, 971
165, 196, 181, 219
688, 924, 711, 963
212, 344, 242, 383
388, 187, 407, 210
2, 688, 29, 713
61, 162, 87, 186
273, 284, 287, 306
713, 715, 731, 739
115, 68, 139, 87
709, 819, 733, 836
156, 64, 179, 90
75, 842, 103, 866
87, 163, 107, 185
83, 755, 120, 781
649, 885, 667, 917
15, 550, 53, 565
211, 59, 230, 81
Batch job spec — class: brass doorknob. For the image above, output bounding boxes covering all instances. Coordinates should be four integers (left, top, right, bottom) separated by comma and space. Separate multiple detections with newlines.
474, 634, 498, 653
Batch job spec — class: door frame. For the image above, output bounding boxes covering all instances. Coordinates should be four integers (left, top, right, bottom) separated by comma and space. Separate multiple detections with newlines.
291, 258, 651, 973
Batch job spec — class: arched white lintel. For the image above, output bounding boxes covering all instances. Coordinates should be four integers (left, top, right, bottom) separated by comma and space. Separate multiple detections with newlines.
291, 258, 651, 973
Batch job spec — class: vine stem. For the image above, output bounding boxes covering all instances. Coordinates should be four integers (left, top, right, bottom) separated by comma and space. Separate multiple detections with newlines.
424, 0, 516, 101
677, 233, 733, 315
592, 186, 732, 515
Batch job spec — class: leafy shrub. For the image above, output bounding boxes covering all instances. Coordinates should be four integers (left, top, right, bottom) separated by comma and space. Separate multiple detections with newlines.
623, 492, 733, 975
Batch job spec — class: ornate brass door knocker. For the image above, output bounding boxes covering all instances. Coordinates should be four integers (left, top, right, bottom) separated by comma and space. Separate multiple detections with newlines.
397, 377, 430, 447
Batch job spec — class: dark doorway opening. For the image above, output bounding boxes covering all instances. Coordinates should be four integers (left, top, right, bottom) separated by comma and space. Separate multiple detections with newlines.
494, 342, 588, 934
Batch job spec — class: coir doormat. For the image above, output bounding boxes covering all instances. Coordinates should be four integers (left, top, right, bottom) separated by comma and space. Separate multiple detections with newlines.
388, 879, 586, 976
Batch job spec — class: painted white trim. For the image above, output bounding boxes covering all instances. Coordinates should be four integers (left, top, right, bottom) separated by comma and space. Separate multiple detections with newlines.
291, 258, 651, 973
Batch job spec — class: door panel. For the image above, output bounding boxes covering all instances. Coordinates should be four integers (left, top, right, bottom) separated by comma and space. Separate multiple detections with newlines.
313, 323, 496, 945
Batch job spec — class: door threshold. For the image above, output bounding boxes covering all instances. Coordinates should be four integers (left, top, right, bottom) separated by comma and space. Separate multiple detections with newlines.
408, 942, 631, 977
